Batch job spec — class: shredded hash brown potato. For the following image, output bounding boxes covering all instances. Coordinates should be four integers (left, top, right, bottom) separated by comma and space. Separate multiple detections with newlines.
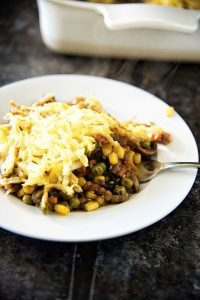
0, 95, 171, 215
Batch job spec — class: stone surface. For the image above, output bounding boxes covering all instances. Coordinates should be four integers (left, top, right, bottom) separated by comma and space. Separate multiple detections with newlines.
0, 1, 200, 300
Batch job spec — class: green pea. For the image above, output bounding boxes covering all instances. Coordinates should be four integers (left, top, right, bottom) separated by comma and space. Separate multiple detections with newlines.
91, 165, 104, 176
22, 195, 32, 205
122, 178, 133, 190
143, 140, 151, 149
43, 203, 53, 215
70, 197, 80, 209
93, 176, 105, 185
98, 162, 107, 173
17, 188, 25, 198
114, 185, 127, 196
32, 190, 43, 204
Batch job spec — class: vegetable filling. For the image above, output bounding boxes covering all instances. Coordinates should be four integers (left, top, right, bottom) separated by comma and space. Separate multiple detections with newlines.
0, 95, 170, 215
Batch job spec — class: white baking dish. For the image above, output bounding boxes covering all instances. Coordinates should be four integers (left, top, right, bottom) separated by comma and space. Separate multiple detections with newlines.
37, 0, 200, 61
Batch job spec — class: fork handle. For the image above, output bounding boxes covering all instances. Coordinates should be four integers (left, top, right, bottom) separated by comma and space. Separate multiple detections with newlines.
163, 162, 200, 171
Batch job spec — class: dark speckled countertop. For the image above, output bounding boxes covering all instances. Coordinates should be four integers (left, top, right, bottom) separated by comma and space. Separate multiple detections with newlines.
0, 1, 200, 300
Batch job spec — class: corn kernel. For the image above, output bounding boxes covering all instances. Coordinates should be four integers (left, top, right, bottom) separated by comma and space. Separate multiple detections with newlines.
78, 177, 86, 187
86, 191, 96, 199
84, 201, 99, 212
109, 152, 118, 165
96, 196, 105, 206
116, 145, 125, 159
134, 153, 141, 164
166, 106, 175, 117
102, 144, 112, 157
22, 185, 35, 194
54, 204, 70, 215
130, 151, 135, 160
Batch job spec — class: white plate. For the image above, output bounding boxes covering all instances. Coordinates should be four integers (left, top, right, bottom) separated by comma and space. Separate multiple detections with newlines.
0, 75, 198, 241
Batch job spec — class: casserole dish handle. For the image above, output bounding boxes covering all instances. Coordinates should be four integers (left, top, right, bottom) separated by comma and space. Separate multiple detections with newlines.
96, 4, 200, 33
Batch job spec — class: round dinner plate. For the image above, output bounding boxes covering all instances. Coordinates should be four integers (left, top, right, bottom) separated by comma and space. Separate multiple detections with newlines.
0, 75, 198, 242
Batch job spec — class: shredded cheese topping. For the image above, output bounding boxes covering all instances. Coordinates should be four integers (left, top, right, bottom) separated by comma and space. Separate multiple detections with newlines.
124, 121, 163, 141
0, 96, 122, 208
